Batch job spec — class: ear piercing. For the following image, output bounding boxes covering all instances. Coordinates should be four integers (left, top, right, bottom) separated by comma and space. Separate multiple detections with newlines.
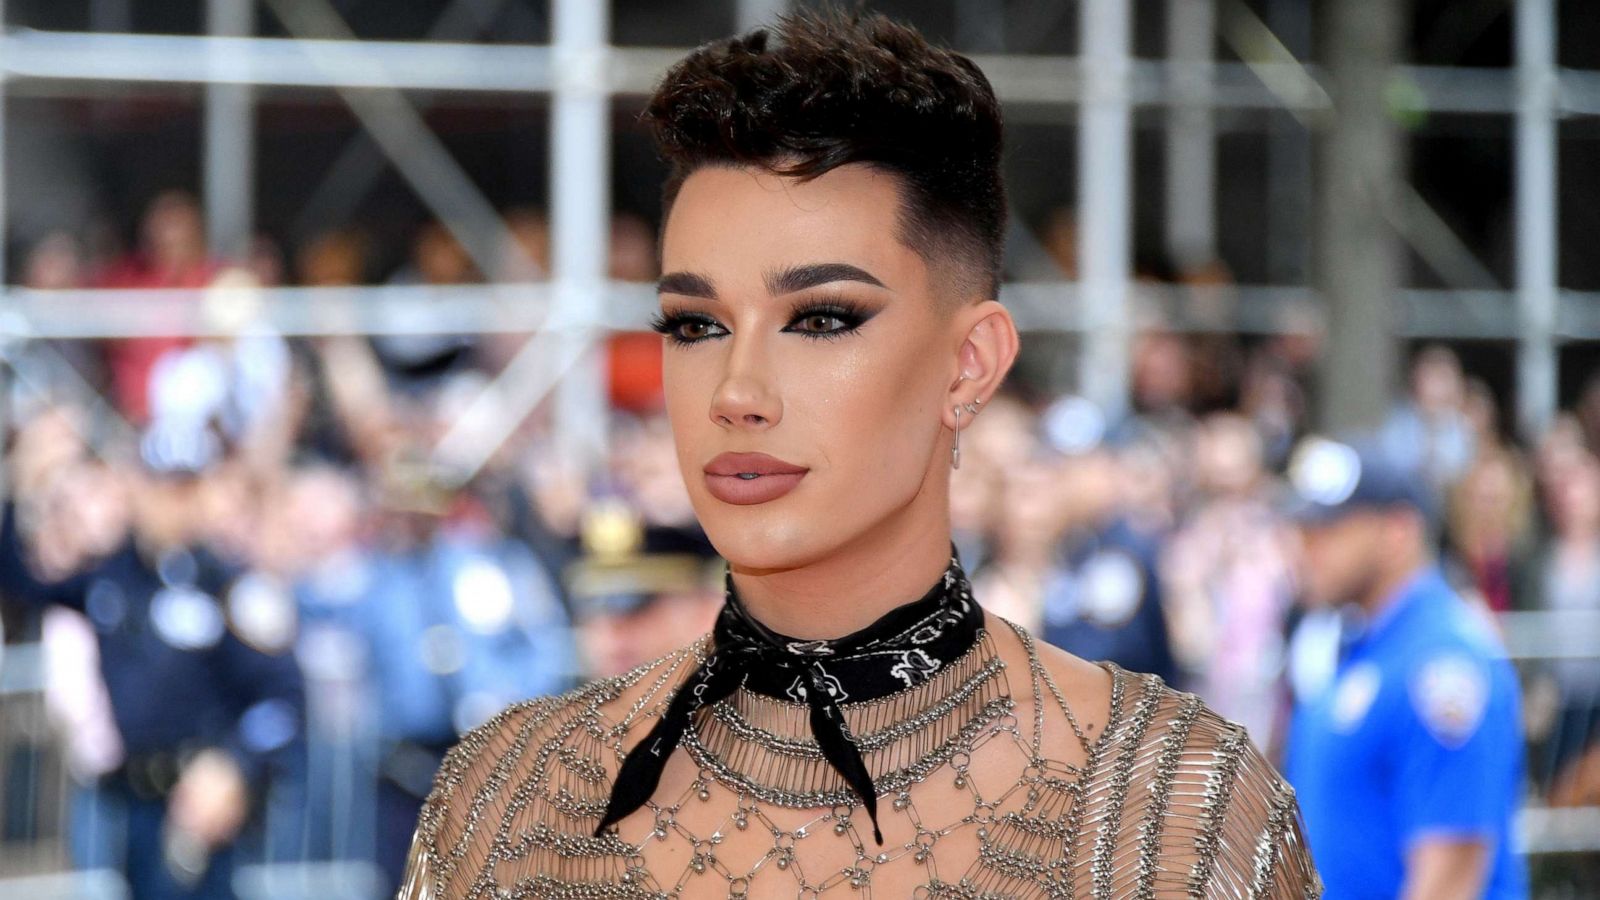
951, 396, 982, 470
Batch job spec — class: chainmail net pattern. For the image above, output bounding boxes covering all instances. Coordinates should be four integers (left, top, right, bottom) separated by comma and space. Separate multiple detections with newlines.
399, 619, 1322, 899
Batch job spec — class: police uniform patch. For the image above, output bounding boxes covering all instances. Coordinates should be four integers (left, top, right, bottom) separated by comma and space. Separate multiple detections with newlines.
1331, 662, 1381, 732
1079, 551, 1144, 628
1409, 654, 1489, 748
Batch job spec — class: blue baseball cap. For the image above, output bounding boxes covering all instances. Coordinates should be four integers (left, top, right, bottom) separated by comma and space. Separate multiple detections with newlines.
1282, 436, 1432, 525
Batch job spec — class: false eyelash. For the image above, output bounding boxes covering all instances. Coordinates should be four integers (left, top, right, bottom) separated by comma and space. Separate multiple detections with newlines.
783, 296, 875, 342
649, 296, 877, 347
648, 310, 723, 346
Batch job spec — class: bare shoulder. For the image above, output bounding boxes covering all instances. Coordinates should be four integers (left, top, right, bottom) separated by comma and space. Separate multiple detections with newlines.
985, 614, 1115, 756
398, 640, 707, 898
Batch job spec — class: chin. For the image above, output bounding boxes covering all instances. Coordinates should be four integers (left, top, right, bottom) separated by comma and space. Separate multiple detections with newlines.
699, 518, 828, 572
691, 493, 854, 573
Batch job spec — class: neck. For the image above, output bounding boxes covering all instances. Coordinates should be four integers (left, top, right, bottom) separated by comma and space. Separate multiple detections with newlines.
729, 513, 953, 641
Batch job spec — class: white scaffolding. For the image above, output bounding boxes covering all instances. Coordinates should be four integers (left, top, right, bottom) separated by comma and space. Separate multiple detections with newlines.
0, 2, 1592, 454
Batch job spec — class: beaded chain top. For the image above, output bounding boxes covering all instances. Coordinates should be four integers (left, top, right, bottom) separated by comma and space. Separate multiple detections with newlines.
398, 613, 1323, 899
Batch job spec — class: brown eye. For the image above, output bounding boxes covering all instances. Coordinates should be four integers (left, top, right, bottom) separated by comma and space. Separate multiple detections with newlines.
649, 311, 727, 346
794, 314, 847, 334
783, 301, 870, 340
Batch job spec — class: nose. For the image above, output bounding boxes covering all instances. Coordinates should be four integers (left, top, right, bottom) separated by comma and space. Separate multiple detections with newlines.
709, 338, 781, 431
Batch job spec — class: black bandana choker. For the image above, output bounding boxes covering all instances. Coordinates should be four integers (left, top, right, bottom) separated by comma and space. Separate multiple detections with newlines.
595, 544, 984, 846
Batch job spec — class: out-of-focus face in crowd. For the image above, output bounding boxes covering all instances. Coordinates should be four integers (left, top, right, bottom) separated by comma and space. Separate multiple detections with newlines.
1193, 414, 1264, 498
577, 588, 722, 680
296, 230, 368, 287
1058, 448, 1123, 531
1548, 455, 1600, 538
257, 466, 366, 575
995, 453, 1066, 560
30, 461, 130, 577
613, 415, 696, 528
1410, 344, 1466, 416
1295, 513, 1390, 608
130, 469, 209, 550
24, 232, 84, 290
413, 222, 476, 285
141, 190, 206, 272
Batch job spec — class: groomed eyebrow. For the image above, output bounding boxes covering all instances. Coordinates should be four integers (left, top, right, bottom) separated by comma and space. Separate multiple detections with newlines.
765, 262, 886, 296
657, 271, 717, 298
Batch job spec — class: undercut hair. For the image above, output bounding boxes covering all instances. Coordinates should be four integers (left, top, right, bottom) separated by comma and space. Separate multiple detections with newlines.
643, 9, 1006, 303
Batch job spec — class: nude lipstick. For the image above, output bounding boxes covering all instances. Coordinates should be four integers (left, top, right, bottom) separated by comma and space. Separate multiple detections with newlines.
704, 452, 809, 505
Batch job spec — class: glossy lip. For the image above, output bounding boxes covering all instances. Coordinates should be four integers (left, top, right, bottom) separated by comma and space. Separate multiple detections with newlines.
704, 452, 809, 506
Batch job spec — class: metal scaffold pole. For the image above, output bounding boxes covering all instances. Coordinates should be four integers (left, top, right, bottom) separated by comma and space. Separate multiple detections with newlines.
550, 0, 611, 472
1515, 0, 1558, 440
1078, 0, 1133, 419
1164, 0, 1217, 271
205, 0, 256, 261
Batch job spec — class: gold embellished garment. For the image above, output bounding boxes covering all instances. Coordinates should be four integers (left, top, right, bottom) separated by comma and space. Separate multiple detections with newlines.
397, 613, 1322, 899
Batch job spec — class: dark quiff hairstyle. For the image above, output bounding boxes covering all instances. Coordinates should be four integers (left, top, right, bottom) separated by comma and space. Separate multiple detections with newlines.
643, 9, 1006, 302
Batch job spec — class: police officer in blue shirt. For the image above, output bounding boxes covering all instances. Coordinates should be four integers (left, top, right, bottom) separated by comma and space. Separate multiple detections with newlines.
1283, 436, 1527, 899
0, 419, 306, 900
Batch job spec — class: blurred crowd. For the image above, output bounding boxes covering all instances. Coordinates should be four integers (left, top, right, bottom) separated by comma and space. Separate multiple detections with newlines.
3, 190, 1600, 895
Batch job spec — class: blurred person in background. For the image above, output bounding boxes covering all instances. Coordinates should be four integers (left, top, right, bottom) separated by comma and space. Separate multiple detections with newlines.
949, 390, 1037, 574
15, 231, 106, 390
1446, 447, 1535, 615
1534, 413, 1591, 500
1284, 437, 1526, 899
0, 410, 306, 900
609, 411, 698, 531
257, 462, 382, 866
1163, 412, 1297, 747
373, 220, 482, 390
1036, 397, 1180, 685
1463, 377, 1508, 454
1379, 344, 1477, 510
295, 227, 370, 288
1129, 327, 1196, 424
1529, 452, 1600, 803
347, 414, 575, 894
948, 458, 999, 577
970, 446, 1064, 633
483, 207, 553, 373
563, 500, 722, 679
1237, 343, 1311, 469
1574, 373, 1600, 453
495, 207, 551, 283
609, 211, 660, 283
94, 190, 220, 424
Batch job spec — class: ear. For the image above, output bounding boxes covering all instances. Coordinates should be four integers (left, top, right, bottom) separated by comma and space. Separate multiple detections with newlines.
944, 300, 1020, 432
